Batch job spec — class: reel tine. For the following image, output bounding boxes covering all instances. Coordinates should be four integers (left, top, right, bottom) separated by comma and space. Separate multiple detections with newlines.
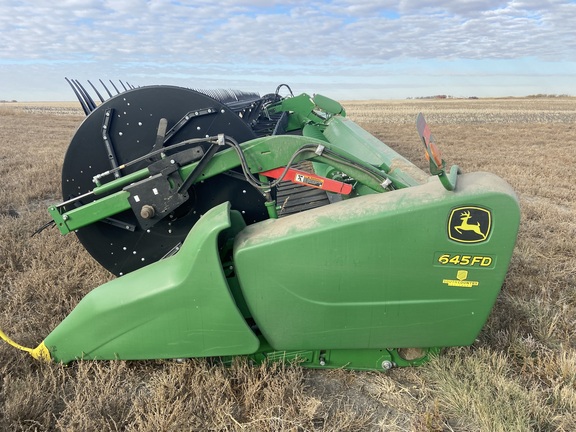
119, 80, 128, 91
99, 79, 113, 98
87, 80, 105, 103
109, 80, 120, 94
73, 80, 97, 112
65, 77, 90, 115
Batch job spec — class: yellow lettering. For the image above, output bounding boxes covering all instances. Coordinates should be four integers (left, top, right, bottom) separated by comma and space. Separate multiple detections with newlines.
471, 256, 482, 265
436, 253, 494, 268
438, 254, 450, 264
449, 255, 461, 265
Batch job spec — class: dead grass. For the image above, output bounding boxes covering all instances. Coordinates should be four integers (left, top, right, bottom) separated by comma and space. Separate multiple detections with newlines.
1, 98, 575, 430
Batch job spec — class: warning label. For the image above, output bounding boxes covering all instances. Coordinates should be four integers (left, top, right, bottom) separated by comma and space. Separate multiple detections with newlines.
294, 173, 324, 188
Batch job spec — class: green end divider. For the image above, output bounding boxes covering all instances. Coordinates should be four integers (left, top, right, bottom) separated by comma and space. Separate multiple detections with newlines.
44, 202, 259, 363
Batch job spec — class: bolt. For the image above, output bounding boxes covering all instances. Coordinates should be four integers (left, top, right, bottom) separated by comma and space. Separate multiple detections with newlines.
140, 205, 155, 219
62, 214, 69, 221
319, 356, 326, 366
381, 360, 394, 370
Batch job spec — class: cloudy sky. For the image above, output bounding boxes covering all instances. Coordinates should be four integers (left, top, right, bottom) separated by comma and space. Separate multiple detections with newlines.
1, 0, 575, 101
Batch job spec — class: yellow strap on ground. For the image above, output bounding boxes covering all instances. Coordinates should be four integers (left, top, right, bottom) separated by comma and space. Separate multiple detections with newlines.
0, 328, 51, 361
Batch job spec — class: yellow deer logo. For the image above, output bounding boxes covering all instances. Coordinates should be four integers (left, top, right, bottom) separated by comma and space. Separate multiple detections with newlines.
448, 207, 491, 243
454, 210, 487, 240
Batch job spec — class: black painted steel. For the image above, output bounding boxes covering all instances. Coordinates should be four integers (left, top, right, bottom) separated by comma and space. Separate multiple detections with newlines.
62, 85, 267, 276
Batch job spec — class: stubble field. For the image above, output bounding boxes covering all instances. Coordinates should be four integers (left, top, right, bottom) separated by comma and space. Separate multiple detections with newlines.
0, 97, 575, 431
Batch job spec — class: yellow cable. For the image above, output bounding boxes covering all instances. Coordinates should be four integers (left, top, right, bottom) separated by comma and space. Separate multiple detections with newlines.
0, 328, 51, 361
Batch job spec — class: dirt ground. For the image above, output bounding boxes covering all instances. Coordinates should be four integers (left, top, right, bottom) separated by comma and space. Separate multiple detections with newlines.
1, 97, 575, 431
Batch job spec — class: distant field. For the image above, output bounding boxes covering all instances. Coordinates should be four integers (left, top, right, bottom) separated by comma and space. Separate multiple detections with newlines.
0, 101, 83, 116
0, 98, 575, 430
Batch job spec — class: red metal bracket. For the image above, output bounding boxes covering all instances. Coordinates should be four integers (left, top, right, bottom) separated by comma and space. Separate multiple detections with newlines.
260, 168, 352, 194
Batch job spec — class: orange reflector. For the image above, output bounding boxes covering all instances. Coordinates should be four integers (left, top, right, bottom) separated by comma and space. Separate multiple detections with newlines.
429, 142, 443, 167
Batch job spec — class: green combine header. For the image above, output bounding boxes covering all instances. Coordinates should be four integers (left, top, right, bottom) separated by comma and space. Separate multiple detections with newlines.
1, 82, 520, 371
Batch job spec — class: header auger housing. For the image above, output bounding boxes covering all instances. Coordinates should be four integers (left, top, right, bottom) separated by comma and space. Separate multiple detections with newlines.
0, 80, 520, 371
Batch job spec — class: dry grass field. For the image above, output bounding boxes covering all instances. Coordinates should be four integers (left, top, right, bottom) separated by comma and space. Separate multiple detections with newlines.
1, 97, 575, 431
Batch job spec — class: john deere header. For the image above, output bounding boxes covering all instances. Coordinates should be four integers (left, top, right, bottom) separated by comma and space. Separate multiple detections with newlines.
0, 81, 519, 371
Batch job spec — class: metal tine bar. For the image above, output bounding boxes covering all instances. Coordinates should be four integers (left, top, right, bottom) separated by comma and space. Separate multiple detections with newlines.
109, 80, 120, 94
70, 79, 89, 110
87, 80, 105, 103
100, 79, 113, 98
73, 79, 97, 112
76, 80, 98, 112
65, 77, 90, 116
119, 80, 128, 91
234, 89, 259, 101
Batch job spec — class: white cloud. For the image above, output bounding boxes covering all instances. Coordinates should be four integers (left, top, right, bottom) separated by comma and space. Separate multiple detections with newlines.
1, 0, 575, 99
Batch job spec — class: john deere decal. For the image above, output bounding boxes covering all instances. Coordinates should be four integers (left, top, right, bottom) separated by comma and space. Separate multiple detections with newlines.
448, 206, 491, 243
442, 270, 479, 288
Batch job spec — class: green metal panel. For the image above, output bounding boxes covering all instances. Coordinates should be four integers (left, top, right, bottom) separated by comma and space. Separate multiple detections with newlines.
322, 116, 429, 186
44, 202, 259, 363
49, 191, 132, 234
230, 336, 439, 371
234, 172, 520, 350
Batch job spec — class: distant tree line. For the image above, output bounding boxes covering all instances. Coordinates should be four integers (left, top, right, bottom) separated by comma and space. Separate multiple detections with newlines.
406, 95, 479, 100
527, 94, 570, 98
